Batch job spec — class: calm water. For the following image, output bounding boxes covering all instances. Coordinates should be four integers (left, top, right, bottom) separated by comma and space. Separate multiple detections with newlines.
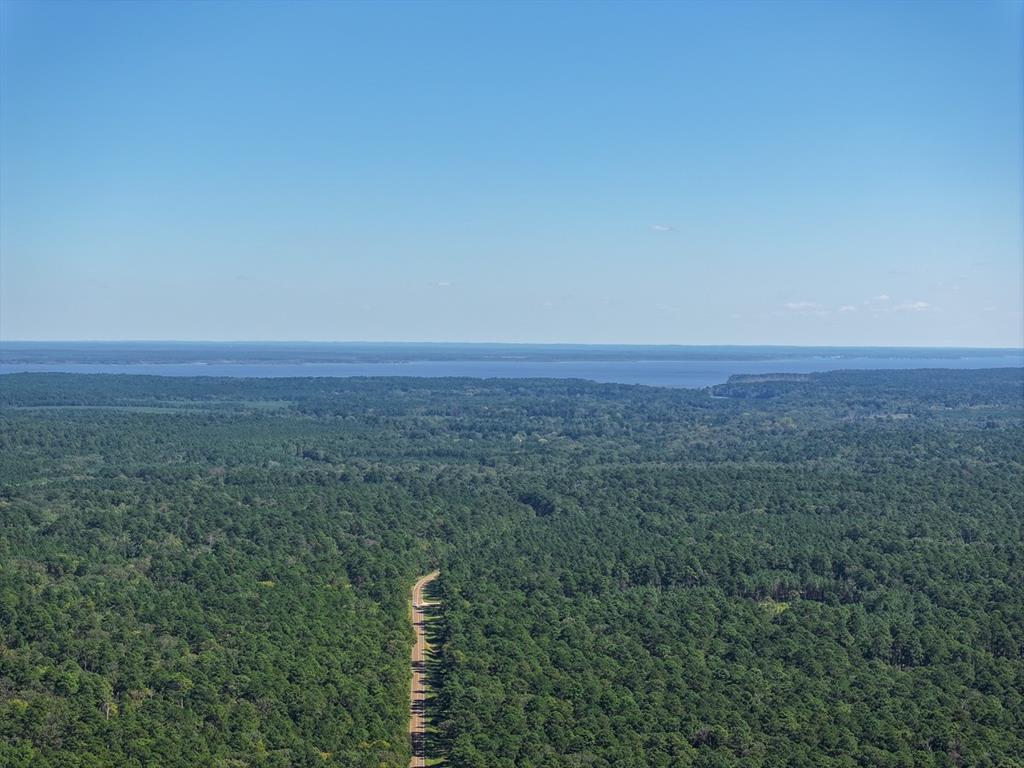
2, 354, 1021, 388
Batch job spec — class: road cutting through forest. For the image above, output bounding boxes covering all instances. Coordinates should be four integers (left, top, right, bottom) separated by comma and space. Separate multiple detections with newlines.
409, 570, 439, 768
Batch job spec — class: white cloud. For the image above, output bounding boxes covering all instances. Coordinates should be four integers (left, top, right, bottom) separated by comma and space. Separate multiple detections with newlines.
435, 281, 452, 288
839, 305, 857, 313
650, 224, 674, 232
863, 293, 934, 313
894, 300, 932, 312
863, 293, 894, 312
784, 301, 830, 316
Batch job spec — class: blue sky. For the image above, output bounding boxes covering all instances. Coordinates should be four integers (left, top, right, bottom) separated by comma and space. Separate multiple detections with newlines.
1, 0, 1021, 346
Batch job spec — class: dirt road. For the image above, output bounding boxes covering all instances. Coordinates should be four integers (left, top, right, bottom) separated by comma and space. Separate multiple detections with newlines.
409, 570, 439, 768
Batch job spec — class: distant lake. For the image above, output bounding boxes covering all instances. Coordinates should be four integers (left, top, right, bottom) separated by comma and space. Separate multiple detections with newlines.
2, 352, 1021, 388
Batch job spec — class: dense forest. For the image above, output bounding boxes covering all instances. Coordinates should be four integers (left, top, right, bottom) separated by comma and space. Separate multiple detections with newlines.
0, 369, 1021, 767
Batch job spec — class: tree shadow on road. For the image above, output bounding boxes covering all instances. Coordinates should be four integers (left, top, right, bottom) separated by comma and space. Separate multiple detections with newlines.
418, 580, 450, 766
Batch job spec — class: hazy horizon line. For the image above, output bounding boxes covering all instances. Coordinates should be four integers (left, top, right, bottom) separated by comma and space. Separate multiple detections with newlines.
2, 339, 1022, 351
